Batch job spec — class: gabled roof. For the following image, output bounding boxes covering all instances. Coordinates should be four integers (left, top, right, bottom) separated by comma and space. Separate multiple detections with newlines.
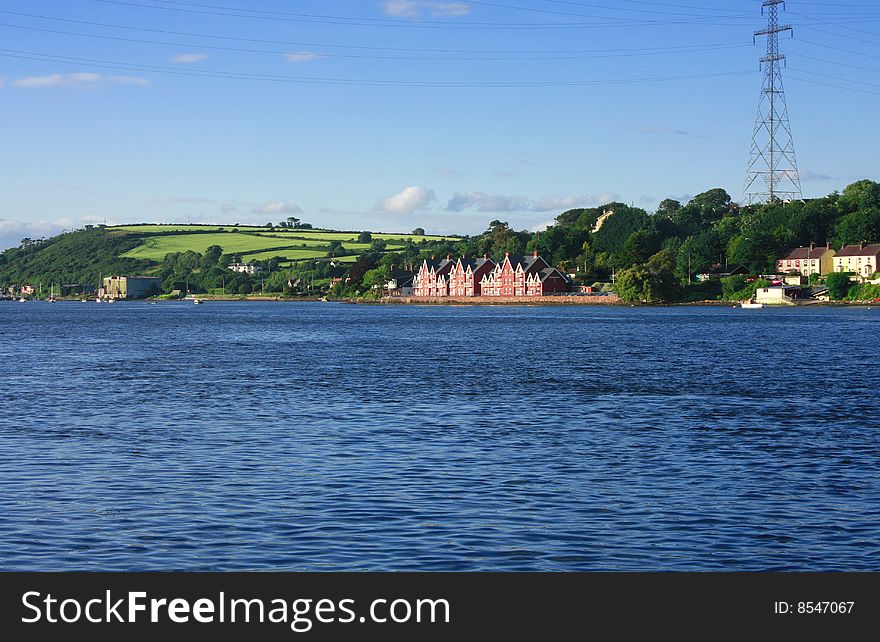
501, 254, 548, 273
389, 270, 415, 287
420, 257, 456, 275
538, 267, 569, 283
781, 246, 834, 260
836, 244, 880, 257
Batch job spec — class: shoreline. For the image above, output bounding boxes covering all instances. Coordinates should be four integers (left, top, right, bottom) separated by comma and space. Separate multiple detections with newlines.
8, 296, 878, 307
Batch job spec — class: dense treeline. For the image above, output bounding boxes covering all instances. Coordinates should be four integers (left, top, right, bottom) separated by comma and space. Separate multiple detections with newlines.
0, 227, 152, 287
344, 179, 880, 302
3, 180, 878, 302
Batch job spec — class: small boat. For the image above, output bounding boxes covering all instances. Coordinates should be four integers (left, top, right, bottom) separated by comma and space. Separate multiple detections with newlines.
18, 297, 27, 303
741, 301, 764, 309
193, 298, 203, 305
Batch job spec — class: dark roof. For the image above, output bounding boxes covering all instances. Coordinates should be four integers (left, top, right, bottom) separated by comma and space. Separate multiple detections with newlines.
458, 257, 496, 272
781, 246, 834, 260
506, 254, 547, 272
422, 258, 456, 275
836, 244, 880, 257
390, 273, 414, 288
538, 267, 569, 283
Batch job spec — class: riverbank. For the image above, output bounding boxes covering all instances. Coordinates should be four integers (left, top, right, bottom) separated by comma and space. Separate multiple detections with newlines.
354, 294, 623, 306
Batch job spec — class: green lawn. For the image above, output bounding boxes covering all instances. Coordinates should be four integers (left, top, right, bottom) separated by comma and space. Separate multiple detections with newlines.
115, 225, 452, 263
243, 249, 330, 262
120, 232, 320, 261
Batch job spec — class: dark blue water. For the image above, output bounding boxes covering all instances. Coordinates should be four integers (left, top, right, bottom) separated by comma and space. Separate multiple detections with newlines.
1, 302, 878, 571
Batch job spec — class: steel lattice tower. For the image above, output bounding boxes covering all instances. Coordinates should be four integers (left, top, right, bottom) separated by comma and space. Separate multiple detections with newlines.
743, 0, 802, 205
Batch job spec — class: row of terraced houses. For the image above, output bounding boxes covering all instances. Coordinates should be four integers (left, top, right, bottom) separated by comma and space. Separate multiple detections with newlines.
413, 252, 570, 297
776, 242, 880, 277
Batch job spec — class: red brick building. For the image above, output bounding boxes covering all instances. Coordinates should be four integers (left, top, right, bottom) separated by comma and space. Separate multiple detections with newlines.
413, 257, 456, 297
412, 252, 569, 298
447, 257, 496, 297
480, 252, 570, 297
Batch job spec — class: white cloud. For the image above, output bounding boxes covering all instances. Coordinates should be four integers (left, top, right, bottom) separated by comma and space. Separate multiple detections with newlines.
169, 53, 210, 64
12, 73, 149, 88
447, 192, 530, 212
374, 186, 436, 215
380, 1, 471, 18
284, 52, 326, 63
446, 192, 619, 213
252, 200, 303, 215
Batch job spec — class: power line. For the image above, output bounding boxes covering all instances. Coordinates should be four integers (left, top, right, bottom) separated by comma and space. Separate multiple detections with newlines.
788, 51, 880, 75
0, 8, 749, 55
788, 65, 880, 89
0, 46, 753, 88
0, 21, 750, 62
536, 0, 753, 17
91, 0, 755, 30
787, 72, 880, 96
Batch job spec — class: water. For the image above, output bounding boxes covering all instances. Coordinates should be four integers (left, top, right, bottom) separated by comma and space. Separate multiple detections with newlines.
1, 301, 878, 571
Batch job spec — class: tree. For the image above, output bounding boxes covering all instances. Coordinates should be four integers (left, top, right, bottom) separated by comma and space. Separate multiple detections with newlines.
362, 265, 392, 290
327, 240, 345, 257
839, 179, 880, 213
615, 249, 677, 303
357, 231, 373, 244
591, 205, 650, 255
676, 231, 720, 282
286, 216, 300, 228
672, 188, 732, 237
835, 207, 880, 246
622, 229, 661, 266
201, 245, 223, 269
656, 199, 681, 219
411, 227, 425, 236
827, 272, 854, 300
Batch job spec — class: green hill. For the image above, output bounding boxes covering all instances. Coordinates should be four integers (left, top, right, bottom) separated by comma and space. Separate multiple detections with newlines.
0, 223, 455, 293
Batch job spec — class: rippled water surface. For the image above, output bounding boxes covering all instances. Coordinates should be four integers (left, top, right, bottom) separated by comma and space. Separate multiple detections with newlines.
1, 302, 878, 571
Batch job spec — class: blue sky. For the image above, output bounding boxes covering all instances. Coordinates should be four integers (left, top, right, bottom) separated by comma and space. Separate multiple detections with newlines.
1, 0, 878, 248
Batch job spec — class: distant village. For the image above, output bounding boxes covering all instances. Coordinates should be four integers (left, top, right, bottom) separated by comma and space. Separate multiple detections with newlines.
5, 242, 880, 305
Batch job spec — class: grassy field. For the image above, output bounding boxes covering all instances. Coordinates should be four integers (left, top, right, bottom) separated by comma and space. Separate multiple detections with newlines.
112, 224, 454, 241
119, 233, 319, 261
113, 225, 452, 263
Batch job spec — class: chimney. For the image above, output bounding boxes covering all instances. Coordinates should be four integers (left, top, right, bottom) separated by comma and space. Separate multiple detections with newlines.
484, 253, 488, 260
533, 250, 538, 258
505, 252, 510, 257
860, 242, 866, 249
810, 242, 814, 250
447, 254, 451, 260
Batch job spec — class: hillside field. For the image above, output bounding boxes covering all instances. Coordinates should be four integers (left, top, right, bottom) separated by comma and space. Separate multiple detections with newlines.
111, 225, 454, 263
